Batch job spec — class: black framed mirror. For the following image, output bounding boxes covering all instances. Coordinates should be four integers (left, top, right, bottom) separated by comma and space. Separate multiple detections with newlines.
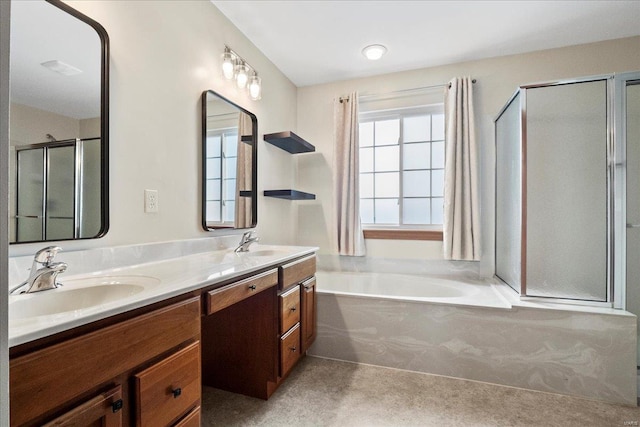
9, 0, 109, 244
201, 90, 257, 230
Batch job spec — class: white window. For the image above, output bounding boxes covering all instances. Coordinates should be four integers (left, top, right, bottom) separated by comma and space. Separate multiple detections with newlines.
359, 105, 445, 227
205, 128, 238, 224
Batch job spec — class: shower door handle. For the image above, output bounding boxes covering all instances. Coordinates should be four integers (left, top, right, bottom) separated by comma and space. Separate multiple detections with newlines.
627, 223, 640, 229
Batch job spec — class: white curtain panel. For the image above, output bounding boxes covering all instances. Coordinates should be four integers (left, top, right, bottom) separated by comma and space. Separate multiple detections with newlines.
334, 92, 366, 256
443, 77, 480, 261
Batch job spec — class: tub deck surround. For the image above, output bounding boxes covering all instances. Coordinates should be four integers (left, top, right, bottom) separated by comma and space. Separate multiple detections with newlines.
311, 271, 637, 406
8, 243, 317, 347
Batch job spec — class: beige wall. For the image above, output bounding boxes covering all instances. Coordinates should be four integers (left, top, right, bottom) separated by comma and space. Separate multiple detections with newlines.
9, 0, 298, 257
296, 36, 640, 276
9, 102, 79, 146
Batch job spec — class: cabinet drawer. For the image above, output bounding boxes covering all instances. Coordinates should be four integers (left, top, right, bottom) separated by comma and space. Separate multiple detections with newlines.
173, 406, 201, 427
135, 341, 201, 427
42, 385, 123, 427
280, 285, 300, 334
207, 269, 278, 315
280, 323, 301, 376
279, 255, 316, 290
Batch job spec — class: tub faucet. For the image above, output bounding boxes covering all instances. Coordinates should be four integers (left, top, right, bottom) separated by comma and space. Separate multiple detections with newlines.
235, 231, 259, 253
10, 246, 67, 295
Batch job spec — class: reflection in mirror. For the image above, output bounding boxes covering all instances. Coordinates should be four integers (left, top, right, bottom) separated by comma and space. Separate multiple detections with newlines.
202, 90, 257, 230
9, 0, 109, 243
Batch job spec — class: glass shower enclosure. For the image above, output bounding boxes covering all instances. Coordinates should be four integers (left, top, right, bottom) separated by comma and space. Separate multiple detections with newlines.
11, 137, 101, 243
495, 73, 639, 306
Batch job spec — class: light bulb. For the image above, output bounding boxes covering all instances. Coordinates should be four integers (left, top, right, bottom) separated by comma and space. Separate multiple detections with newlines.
249, 75, 262, 100
362, 44, 387, 61
236, 62, 249, 89
222, 49, 235, 80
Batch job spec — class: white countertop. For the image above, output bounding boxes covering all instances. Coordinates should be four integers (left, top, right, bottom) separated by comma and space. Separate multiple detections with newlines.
9, 244, 317, 348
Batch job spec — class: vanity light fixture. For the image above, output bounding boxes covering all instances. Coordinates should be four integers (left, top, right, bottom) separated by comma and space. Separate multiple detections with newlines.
249, 73, 262, 100
221, 45, 262, 101
221, 47, 235, 80
362, 44, 387, 61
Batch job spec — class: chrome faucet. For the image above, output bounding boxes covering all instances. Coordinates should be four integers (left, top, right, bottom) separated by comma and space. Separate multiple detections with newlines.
235, 231, 259, 253
10, 246, 67, 295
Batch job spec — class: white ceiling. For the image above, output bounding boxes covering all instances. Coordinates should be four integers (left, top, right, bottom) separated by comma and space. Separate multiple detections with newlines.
213, 0, 640, 87
10, 0, 102, 119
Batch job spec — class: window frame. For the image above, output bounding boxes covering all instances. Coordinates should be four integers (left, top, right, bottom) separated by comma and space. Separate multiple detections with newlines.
204, 127, 238, 227
358, 104, 445, 240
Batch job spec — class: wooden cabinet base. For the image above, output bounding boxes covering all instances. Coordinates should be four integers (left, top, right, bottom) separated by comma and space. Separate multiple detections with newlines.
201, 284, 278, 400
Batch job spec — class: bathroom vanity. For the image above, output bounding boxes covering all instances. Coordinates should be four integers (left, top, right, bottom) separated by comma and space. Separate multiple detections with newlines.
8, 245, 317, 427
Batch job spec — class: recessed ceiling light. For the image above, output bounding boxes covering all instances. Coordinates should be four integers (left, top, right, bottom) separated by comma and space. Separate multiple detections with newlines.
41, 60, 83, 76
362, 44, 387, 61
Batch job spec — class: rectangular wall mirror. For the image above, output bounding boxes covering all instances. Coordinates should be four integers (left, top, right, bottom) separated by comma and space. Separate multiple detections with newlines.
201, 90, 257, 230
9, 0, 109, 244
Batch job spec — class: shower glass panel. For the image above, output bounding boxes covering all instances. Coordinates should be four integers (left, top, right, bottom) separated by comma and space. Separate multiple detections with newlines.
46, 145, 75, 240
495, 92, 521, 293
80, 138, 102, 238
625, 81, 640, 364
525, 80, 608, 301
495, 76, 614, 303
13, 138, 100, 242
16, 148, 44, 242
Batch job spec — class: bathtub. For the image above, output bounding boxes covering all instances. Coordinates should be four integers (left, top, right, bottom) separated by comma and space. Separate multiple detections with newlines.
310, 270, 637, 406
315, 270, 510, 309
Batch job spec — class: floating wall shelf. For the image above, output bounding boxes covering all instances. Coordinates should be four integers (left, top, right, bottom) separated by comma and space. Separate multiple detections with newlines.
263, 131, 315, 154
240, 135, 253, 144
264, 190, 316, 200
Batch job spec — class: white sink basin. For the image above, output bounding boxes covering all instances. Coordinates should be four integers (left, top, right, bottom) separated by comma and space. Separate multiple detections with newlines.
242, 249, 288, 257
9, 275, 158, 320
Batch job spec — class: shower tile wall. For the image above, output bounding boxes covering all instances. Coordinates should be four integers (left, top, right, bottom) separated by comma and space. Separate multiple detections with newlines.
309, 294, 637, 405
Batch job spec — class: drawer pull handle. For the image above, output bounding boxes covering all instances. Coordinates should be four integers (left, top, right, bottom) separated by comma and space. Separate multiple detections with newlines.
172, 387, 182, 398
290, 346, 297, 353
112, 399, 123, 413
248, 285, 257, 291
290, 307, 296, 312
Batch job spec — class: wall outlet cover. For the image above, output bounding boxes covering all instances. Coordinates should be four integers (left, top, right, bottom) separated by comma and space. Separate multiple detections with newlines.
144, 189, 158, 213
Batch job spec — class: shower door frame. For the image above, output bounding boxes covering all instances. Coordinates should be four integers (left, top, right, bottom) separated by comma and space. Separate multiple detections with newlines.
495, 74, 619, 307
614, 71, 640, 310
14, 138, 90, 242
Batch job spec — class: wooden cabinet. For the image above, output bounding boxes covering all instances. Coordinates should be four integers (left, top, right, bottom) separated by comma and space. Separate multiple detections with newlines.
134, 342, 201, 427
10, 298, 200, 427
10, 251, 317, 423
42, 386, 123, 427
201, 269, 279, 399
301, 277, 317, 353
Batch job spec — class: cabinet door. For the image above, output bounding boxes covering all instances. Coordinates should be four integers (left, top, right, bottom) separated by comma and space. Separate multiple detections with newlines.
301, 277, 317, 353
42, 385, 123, 427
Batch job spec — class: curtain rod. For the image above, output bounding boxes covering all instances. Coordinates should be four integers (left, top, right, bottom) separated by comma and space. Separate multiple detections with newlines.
339, 79, 477, 103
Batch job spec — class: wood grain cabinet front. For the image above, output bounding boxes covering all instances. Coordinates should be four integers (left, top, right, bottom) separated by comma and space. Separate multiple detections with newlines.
134, 341, 201, 427
10, 297, 201, 427
42, 385, 124, 427
280, 285, 300, 334
280, 323, 301, 376
206, 269, 278, 315
301, 277, 317, 353
172, 406, 201, 427
279, 255, 316, 290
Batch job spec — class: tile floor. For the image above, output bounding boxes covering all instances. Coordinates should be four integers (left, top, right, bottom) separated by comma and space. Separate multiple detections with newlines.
201, 356, 639, 426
